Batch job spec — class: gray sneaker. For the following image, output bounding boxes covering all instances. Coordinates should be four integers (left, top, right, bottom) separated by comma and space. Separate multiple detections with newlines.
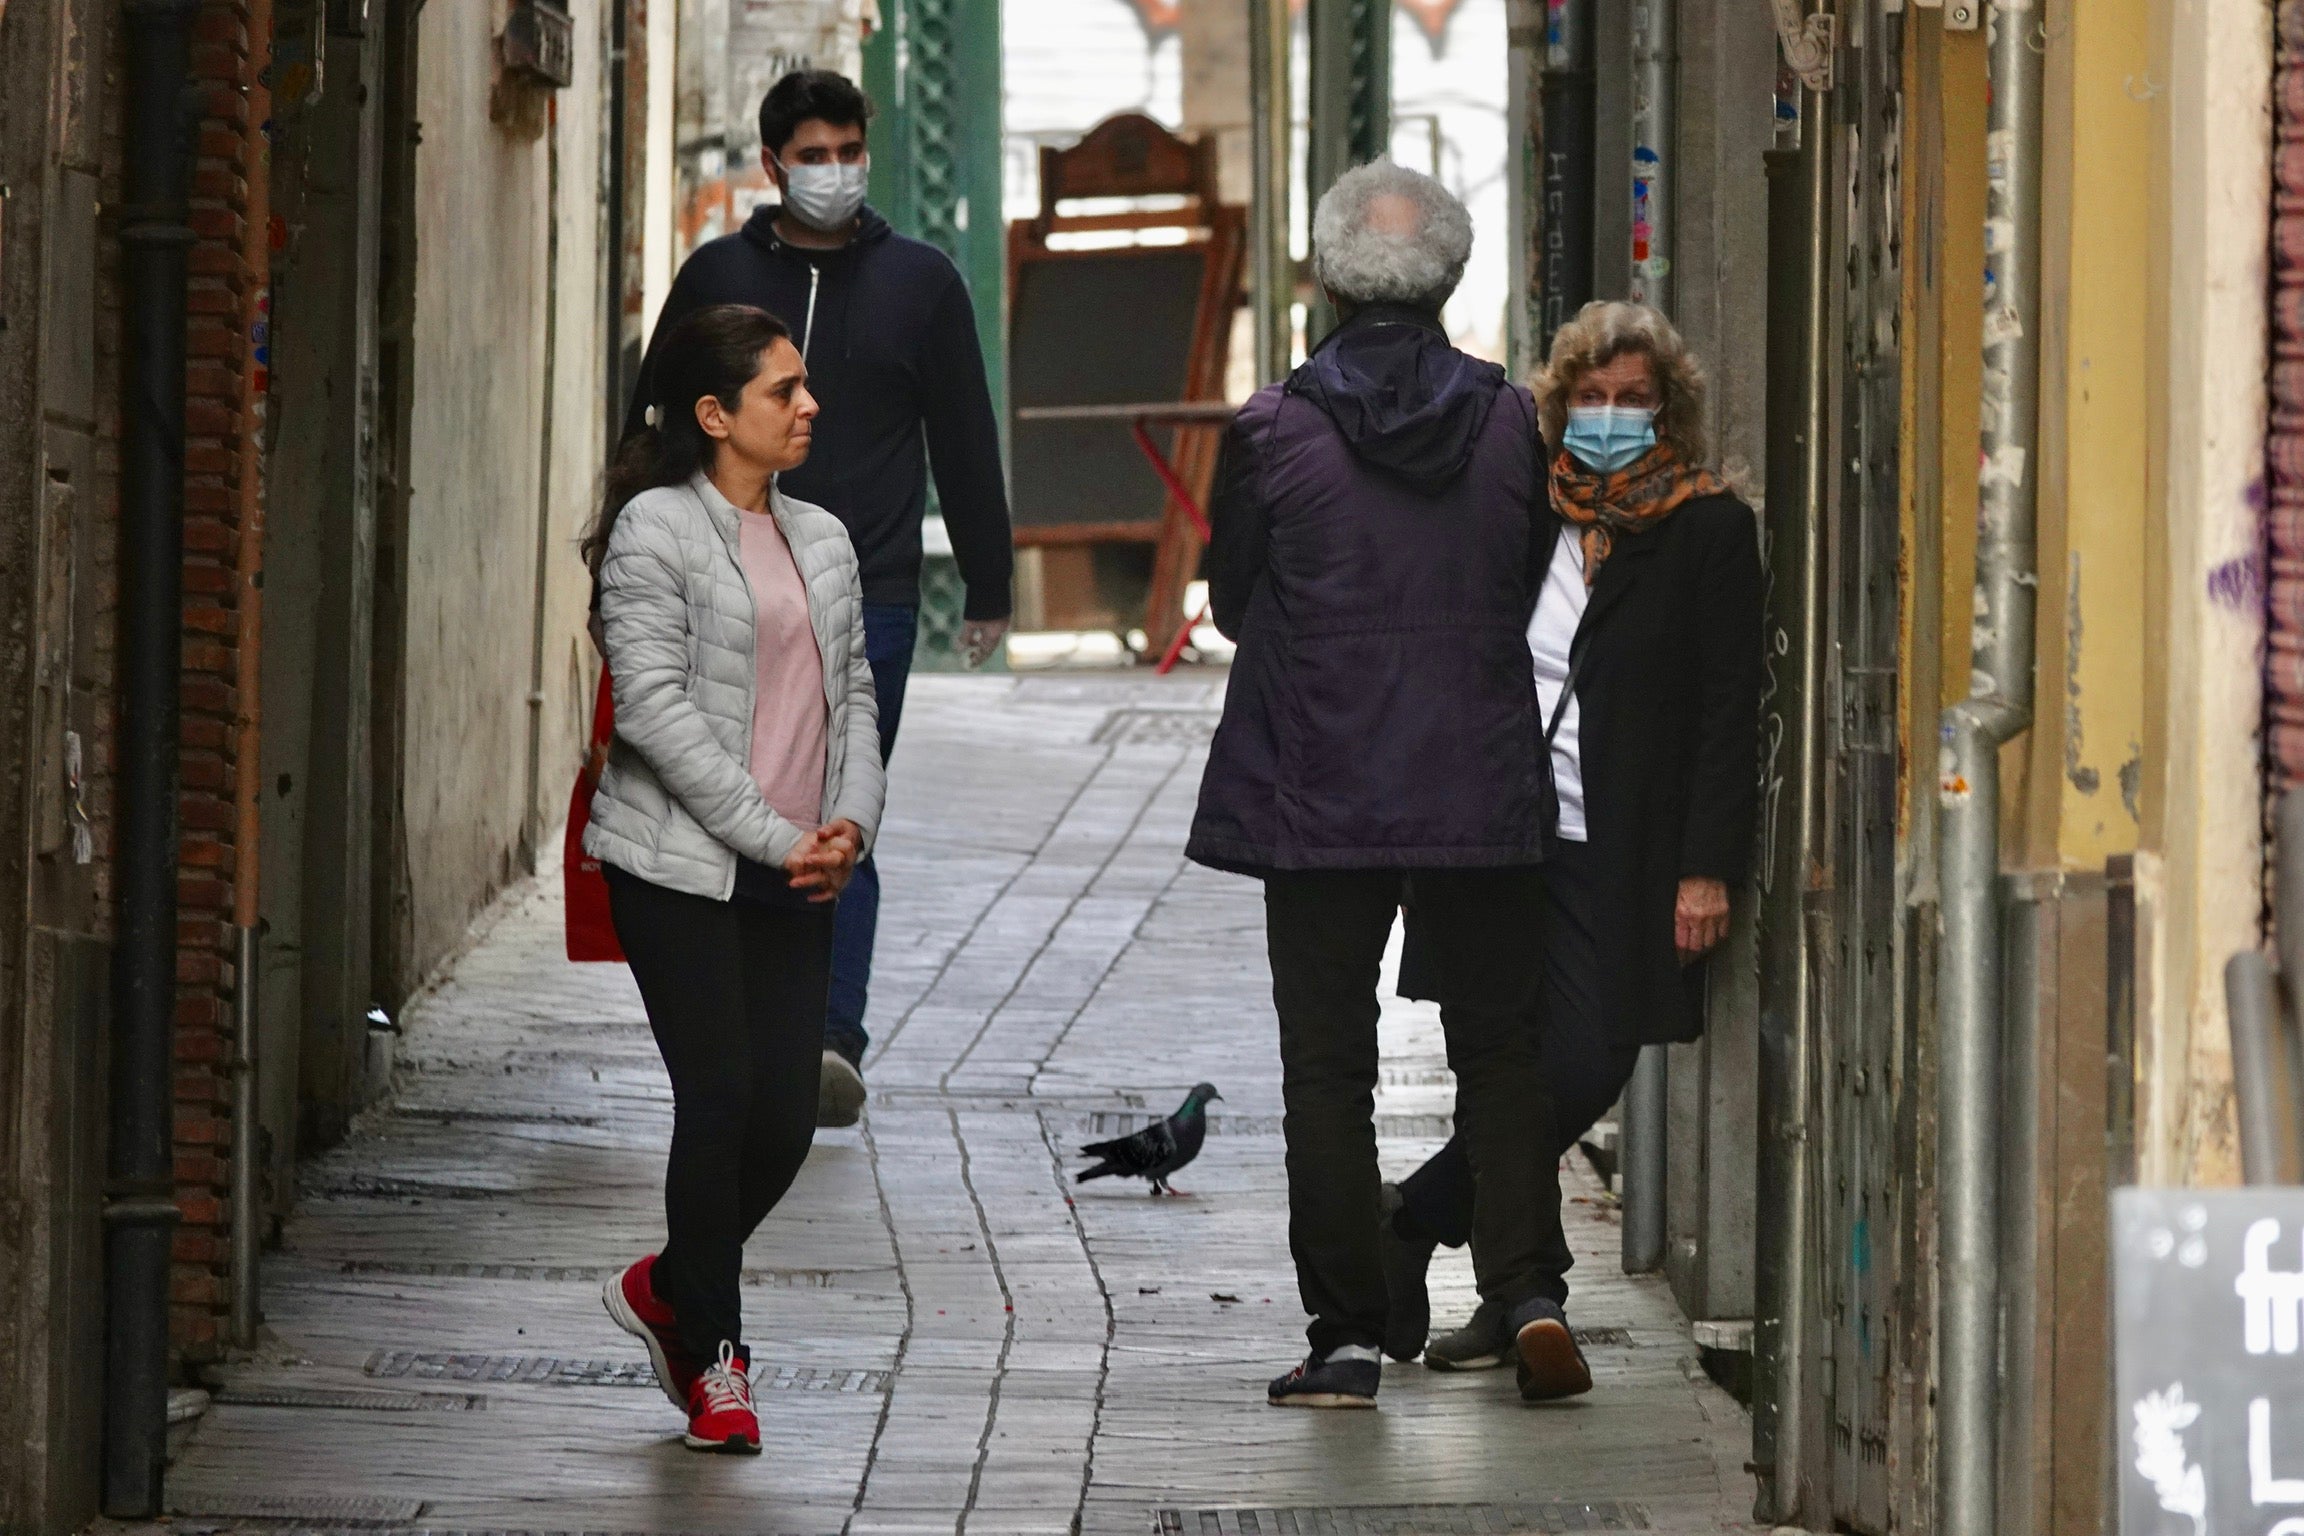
1422, 1298, 1511, 1371
816, 1049, 866, 1128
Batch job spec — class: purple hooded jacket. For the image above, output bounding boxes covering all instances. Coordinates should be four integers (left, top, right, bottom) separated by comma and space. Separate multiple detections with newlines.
1186, 306, 1549, 876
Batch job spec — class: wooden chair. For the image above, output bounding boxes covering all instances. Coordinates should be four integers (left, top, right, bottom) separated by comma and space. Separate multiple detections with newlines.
1006, 113, 1246, 649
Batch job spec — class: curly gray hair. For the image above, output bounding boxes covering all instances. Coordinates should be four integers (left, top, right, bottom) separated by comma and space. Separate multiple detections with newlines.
1310, 161, 1473, 312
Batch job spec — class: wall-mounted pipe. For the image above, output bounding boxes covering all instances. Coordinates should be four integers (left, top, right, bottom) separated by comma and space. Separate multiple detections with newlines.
1248, 0, 1293, 384
1936, 3, 2044, 1533
108, 0, 200, 1514
229, 0, 277, 1353
522, 94, 563, 873
1750, 12, 1833, 1509
1626, 0, 1673, 314
1615, 0, 1676, 1277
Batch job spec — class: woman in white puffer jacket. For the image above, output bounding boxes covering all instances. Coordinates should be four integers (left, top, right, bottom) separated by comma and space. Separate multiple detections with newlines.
582, 303, 883, 1455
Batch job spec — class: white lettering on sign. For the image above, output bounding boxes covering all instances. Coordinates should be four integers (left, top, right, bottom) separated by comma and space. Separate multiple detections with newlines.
2237, 1219, 2304, 1356
2256, 1399, 2304, 1507
2134, 1384, 2208, 1535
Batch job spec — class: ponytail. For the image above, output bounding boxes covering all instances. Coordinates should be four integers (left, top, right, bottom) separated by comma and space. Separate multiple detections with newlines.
584, 303, 795, 586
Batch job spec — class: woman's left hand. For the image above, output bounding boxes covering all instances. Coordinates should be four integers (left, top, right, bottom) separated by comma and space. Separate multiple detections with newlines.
1675, 877, 1731, 965
793, 819, 864, 900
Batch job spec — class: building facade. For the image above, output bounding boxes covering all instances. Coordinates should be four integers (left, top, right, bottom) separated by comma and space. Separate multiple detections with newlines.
0, 0, 691, 1524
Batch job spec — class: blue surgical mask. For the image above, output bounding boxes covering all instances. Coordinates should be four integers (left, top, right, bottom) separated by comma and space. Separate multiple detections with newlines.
1563, 405, 1658, 473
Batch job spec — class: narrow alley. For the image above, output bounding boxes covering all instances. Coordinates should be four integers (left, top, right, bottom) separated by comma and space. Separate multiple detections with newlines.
155, 675, 1752, 1536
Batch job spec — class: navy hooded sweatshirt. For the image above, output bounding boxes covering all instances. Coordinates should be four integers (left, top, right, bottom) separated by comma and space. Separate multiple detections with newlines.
1187, 305, 1549, 875
627, 205, 1013, 620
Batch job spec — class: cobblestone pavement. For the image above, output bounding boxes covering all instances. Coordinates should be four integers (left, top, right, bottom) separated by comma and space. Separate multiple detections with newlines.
156, 674, 1758, 1536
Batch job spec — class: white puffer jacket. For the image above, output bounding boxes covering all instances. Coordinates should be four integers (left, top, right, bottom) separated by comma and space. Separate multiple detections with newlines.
584, 471, 884, 901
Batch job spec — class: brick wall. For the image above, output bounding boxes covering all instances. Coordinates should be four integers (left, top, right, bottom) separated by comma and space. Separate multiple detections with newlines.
173, 0, 265, 1361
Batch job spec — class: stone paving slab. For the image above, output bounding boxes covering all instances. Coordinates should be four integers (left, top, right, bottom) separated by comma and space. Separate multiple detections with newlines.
145, 674, 1759, 1536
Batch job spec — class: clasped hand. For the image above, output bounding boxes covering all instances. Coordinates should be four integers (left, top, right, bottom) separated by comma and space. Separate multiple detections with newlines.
782, 819, 863, 902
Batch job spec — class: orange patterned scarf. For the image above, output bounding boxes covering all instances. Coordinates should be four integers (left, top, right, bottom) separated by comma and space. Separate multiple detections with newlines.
1549, 445, 1728, 585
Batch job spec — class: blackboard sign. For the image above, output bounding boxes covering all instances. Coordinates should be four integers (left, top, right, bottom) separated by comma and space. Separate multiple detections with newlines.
1008, 248, 1212, 532
2117, 1188, 2304, 1536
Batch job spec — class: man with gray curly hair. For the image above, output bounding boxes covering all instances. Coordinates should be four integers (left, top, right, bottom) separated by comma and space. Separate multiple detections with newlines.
1310, 159, 1476, 313
1187, 162, 1571, 1410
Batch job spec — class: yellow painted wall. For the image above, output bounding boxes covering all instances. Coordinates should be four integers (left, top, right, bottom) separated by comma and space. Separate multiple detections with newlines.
2025, 0, 2151, 871
1938, 37, 1987, 725
1897, 20, 1987, 855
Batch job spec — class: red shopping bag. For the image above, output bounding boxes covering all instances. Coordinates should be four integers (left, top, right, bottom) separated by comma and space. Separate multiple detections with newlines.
564, 667, 625, 962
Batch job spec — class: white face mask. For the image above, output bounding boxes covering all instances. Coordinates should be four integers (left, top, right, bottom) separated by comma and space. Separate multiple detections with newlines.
777, 156, 869, 233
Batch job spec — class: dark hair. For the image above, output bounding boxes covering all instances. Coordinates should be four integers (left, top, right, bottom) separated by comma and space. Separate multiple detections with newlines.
585, 304, 793, 581
758, 69, 873, 158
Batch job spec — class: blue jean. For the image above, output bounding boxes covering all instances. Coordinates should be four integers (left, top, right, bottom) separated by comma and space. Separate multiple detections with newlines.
826, 603, 917, 1061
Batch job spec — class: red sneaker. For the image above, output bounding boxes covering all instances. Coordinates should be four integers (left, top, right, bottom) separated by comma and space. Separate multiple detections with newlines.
685, 1341, 760, 1454
603, 1255, 700, 1411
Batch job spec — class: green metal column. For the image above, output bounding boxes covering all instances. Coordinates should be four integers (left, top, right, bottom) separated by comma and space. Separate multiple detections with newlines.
862, 0, 1005, 666
1307, 0, 1393, 346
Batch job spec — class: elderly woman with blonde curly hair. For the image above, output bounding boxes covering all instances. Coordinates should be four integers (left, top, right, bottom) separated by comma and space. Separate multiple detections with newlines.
1375, 299, 1764, 1393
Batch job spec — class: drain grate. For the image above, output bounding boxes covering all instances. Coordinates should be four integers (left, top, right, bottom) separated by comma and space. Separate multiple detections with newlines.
167, 1494, 429, 1524
331, 1260, 884, 1287
362, 1351, 888, 1393
1572, 1327, 1633, 1347
213, 1386, 484, 1412
390, 1107, 608, 1128
1095, 708, 1221, 748
1084, 1112, 1457, 1139
752, 1364, 889, 1393
209, 1530, 839, 1536
1151, 1503, 1649, 1534
302, 1174, 509, 1202
364, 1351, 651, 1387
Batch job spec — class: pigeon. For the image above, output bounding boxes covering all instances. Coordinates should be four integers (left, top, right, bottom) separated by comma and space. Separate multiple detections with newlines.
1075, 1083, 1223, 1196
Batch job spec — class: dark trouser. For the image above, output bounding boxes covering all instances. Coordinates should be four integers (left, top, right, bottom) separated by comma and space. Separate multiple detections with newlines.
1264, 866, 1563, 1354
607, 864, 835, 1359
825, 602, 918, 1063
1396, 840, 1642, 1274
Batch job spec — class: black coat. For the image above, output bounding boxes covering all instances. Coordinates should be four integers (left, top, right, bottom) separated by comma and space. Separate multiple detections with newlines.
1401, 489, 1764, 1044
628, 206, 1014, 619
1185, 307, 1550, 875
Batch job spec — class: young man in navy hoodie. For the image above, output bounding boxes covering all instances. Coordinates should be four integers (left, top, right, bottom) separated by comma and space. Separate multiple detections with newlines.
627, 69, 1014, 1128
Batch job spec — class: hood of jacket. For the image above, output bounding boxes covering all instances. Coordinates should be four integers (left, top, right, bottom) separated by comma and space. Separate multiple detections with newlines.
739, 202, 896, 263
1291, 305, 1509, 487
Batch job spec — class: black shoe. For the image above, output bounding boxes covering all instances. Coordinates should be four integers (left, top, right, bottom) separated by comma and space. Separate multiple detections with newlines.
1423, 1298, 1512, 1371
1266, 1347, 1381, 1408
1378, 1183, 1434, 1362
1508, 1297, 1593, 1401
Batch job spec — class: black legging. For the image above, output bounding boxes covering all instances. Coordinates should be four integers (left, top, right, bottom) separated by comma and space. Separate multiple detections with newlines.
607, 863, 834, 1359
1395, 839, 1642, 1252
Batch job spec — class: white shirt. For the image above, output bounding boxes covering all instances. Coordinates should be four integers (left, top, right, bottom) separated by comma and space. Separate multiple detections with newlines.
1528, 527, 1589, 842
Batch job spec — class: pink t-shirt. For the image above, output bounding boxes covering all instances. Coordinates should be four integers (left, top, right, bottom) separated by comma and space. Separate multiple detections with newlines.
736, 510, 827, 827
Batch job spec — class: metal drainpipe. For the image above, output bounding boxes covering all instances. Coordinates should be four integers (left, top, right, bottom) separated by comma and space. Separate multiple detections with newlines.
1936, 4, 2043, 1534
229, 0, 276, 1352
1248, 0, 1293, 384
108, 0, 199, 1515
1626, 0, 1672, 314
523, 95, 563, 871
1751, 9, 1833, 1511
1616, 0, 1675, 1277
